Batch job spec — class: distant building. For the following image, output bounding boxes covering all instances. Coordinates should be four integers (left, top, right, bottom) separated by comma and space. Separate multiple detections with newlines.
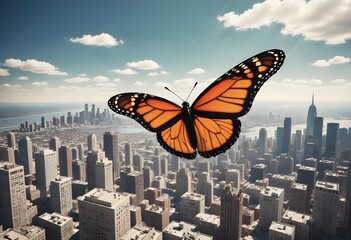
180, 192, 205, 224
170, 155, 180, 172
18, 136, 34, 175
78, 188, 130, 240
125, 142, 132, 166
133, 153, 143, 171
6, 132, 16, 149
50, 176, 72, 215
0, 163, 28, 229
103, 131, 120, 179
305, 93, 317, 141
270, 174, 295, 200
49, 137, 61, 152
152, 155, 161, 177
258, 128, 267, 157
72, 159, 86, 181
35, 149, 57, 199
86, 149, 105, 190
38, 212, 74, 240
282, 117, 292, 154
197, 172, 214, 207
250, 164, 267, 183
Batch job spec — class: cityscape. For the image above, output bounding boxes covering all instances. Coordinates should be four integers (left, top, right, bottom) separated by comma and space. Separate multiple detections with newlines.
0, 97, 350, 240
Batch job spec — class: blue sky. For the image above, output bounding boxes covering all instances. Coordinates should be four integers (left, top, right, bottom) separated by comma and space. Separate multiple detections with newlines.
0, 0, 350, 104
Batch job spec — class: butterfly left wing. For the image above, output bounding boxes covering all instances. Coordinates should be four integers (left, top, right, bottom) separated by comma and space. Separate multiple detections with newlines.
108, 93, 182, 132
191, 49, 285, 157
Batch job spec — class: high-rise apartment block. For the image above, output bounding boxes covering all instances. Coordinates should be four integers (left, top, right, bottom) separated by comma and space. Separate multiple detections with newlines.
50, 176, 72, 215
120, 166, 144, 204
35, 149, 57, 199
58, 145, 72, 177
176, 168, 191, 199
78, 188, 130, 240
282, 210, 312, 240
18, 136, 34, 175
103, 131, 120, 179
95, 158, 113, 191
180, 192, 205, 224
259, 187, 284, 229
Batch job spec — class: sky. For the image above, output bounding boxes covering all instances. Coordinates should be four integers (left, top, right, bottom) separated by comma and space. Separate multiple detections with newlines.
0, 0, 351, 105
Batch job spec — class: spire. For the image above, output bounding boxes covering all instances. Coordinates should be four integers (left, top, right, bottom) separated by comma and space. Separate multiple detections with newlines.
312, 92, 314, 105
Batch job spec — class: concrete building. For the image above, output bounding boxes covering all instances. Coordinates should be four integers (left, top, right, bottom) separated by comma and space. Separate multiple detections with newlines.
268, 221, 295, 240
72, 159, 86, 181
197, 171, 214, 207
87, 133, 97, 151
124, 142, 132, 166
0, 163, 28, 229
38, 212, 73, 240
86, 150, 105, 190
50, 176, 72, 215
282, 210, 312, 240
18, 136, 34, 175
120, 166, 144, 204
194, 213, 220, 240
270, 174, 295, 200
0, 225, 45, 240
35, 149, 57, 199
219, 185, 243, 240
58, 146, 72, 178
259, 187, 284, 229
312, 181, 339, 239
180, 192, 205, 224
163, 221, 212, 240
78, 188, 130, 240
176, 168, 191, 199
225, 169, 241, 189
121, 222, 162, 240
95, 158, 113, 191
289, 183, 308, 214
103, 131, 120, 180
250, 164, 267, 183
142, 204, 170, 231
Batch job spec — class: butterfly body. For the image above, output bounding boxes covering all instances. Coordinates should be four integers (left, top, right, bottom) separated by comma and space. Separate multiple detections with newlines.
108, 49, 285, 159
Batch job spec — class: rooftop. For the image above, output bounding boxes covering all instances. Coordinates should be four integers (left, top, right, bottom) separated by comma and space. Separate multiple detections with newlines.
261, 187, 284, 198
39, 212, 72, 225
195, 213, 220, 226
315, 181, 339, 191
269, 221, 295, 236
181, 192, 205, 201
78, 188, 129, 208
282, 210, 311, 224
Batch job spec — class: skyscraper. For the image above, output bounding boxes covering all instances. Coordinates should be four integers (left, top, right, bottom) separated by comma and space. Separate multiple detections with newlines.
276, 127, 284, 155
133, 154, 143, 171
180, 192, 205, 224
72, 159, 86, 181
0, 163, 28, 229
258, 128, 267, 157
50, 176, 72, 215
49, 137, 61, 151
120, 166, 144, 204
282, 117, 292, 153
176, 168, 191, 199
6, 132, 16, 149
325, 123, 339, 158
35, 149, 57, 199
78, 188, 130, 240
197, 172, 213, 207
87, 133, 97, 151
125, 142, 132, 166
219, 185, 243, 240
306, 93, 317, 139
18, 136, 34, 175
152, 155, 161, 177
103, 131, 119, 179
259, 187, 284, 229
95, 158, 113, 191
345, 162, 351, 239
59, 145, 73, 177
84, 103, 89, 120
312, 181, 339, 239
170, 155, 180, 172
86, 150, 105, 190
313, 116, 323, 159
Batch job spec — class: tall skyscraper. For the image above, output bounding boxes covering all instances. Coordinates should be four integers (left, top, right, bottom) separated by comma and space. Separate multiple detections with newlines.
312, 181, 339, 239
78, 188, 130, 240
18, 136, 34, 175
77, 143, 84, 160
325, 123, 339, 158
124, 142, 132, 166
0, 163, 28, 229
50, 176, 72, 215
219, 185, 243, 240
180, 192, 205, 224
259, 187, 284, 229
87, 133, 97, 151
282, 117, 292, 153
306, 93, 317, 139
72, 159, 86, 181
91, 104, 96, 119
86, 150, 105, 190
226, 169, 241, 189
313, 116, 323, 159
345, 162, 351, 239
103, 131, 120, 179
258, 128, 267, 157
120, 166, 144, 204
6, 132, 16, 149
49, 137, 61, 151
152, 155, 161, 177
0, 146, 15, 163
133, 154, 143, 171
143, 166, 154, 189
84, 103, 89, 120
170, 155, 180, 172
35, 149, 57, 199
276, 127, 284, 155
161, 157, 168, 175
197, 172, 214, 207
176, 168, 191, 199
95, 158, 113, 191
59, 145, 72, 177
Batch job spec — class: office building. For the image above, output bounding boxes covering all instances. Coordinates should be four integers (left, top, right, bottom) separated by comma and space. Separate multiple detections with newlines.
282, 117, 292, 153
87, 133, 97, 151
163, 221, 212, 240
95, 158, 113, 191
325, 123, 339, 158
313, 116, 323, 159
312, 181, 339, 239
143, 166, 154, 189
121, 222, 162, 240
50, 176, 72, 215
259, 187, 284, 229
6, 132, 16, 149
125, 142, 132, 166
180, 192, 205, 224
120, 166, 144, 204
219, 185, 243, 240
77, 143, 84, 160
38, 212, 74, 240
289, 183, 308, 214
305, 93, 317, 140
250, 164, 267, 183
161, 157, 168, 175
269, 221, 295, 240
170, 155, 180, 172
225, 169, 241, 189
258, 128, 267, 157
197, 172, 214, 207
103, 131, 120, 179
0, 225, 45, 240
0, 163, 27, 229
153, 156, 161, 177
194, 213, 220, 240
78, 188, 130, 240
0, 146, 15, 163
58, 145, 72, 177
86, 149, 105, 190
35, 149, 57, 199
176, 168, 191, 199
72, 159, 86, 181
142, 203, 170, 231
18, 136, 34, 175
282, 210, 312, 240
49, 137, 61, 152
270, 174, 295, 200
346, 162, 351, 239
133, 154, 143, 171
276, 154, 294, 175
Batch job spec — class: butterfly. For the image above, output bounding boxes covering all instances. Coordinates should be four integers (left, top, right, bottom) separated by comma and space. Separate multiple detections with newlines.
108, 49, 285, 159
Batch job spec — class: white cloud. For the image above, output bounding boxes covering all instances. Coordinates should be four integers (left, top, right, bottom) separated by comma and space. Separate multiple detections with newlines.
154, 81, 172, 88
112, 78, 120, 83
134, 81, 146, 86
96, 82, 117, 87
217, 0, 351, 45
2, 83, 22, 88
70, 33, 120, 47
78, 73, 87, 77
174, 78, 197, 86
281, 78, 323, 85
147, 72, 159, 76
93, 76, 109, 82
32, 81, 49, 87
0, 68, 10, 76
160, 71, 168, 75
312, 56, 350, 67
3, 58, 67, 75
64, 77, 90, 83
331, 79, 347, 84
126, 60, 160, 70
18, 76, 28, 80
187, 68, 205, 74
110, 68, 138, 75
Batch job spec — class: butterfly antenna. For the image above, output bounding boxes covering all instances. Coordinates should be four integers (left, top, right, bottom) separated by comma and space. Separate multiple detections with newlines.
185, 82, 198, 102
164, 87, 185, 102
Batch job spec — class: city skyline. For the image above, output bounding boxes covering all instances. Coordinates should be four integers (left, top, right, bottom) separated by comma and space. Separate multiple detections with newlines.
0, 0, 350, 103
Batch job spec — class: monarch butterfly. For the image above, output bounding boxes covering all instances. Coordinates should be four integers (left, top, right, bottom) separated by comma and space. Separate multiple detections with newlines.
108, 49, 285, 159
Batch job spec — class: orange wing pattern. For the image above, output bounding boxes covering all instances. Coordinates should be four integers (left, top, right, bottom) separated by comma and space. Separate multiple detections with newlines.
157, 119, 196, 159
192, 49, 285, 118
194, 116, 241, 158
108, 93, 182, 132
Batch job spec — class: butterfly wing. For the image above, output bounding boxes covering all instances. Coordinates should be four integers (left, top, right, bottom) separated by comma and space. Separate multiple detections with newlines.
192, 49, 285, 118
191, 49, 285, 157
108, 93, 196, 159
